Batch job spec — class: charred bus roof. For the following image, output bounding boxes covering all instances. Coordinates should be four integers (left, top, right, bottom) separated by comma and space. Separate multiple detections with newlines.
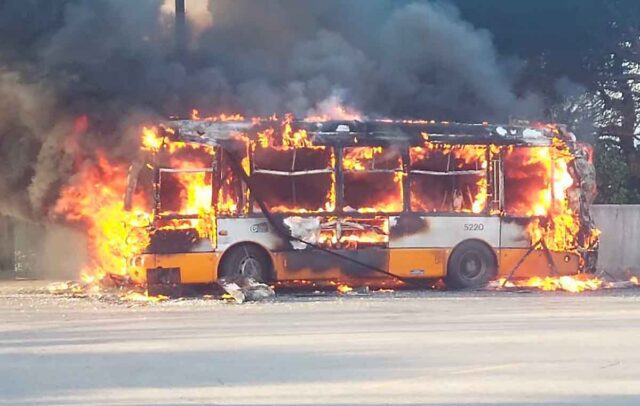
163, 119, 573, 148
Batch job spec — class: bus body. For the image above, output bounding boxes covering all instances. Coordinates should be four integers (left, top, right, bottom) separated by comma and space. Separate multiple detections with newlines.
129, 120, 599, 294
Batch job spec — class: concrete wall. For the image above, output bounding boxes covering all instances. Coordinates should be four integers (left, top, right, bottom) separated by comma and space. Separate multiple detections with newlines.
0, 216, 14, 277
592, 205, 640, 278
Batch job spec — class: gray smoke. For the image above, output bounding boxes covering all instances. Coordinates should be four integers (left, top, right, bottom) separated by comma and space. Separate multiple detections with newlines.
0, 0, 543, 220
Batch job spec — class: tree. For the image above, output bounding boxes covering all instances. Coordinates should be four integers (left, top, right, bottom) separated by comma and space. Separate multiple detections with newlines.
545, 1, 640, 203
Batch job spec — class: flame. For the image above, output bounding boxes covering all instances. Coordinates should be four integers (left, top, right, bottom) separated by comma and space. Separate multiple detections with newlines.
342, 147, 403, 213
191, 109, 245, 122
336, 284, 353, 293
255, 116, 322, 150
343, 146, 383, 171
317, 218, 389, 249
509, 138, 579, 251
121, 290, 169, 302
410, 144, 487, 214
142, 126, 164, 153
165, 159, 213, 215
53, 153, 152, 285
497, 275, 603, 293
54, 124, 218, 286
253, 117, 336, 213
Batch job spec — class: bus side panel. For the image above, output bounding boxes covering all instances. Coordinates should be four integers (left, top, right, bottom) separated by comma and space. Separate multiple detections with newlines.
499, 217, 580, 275
389, 215, 501, 249
498, 249, 580, 277
216, 217, 289, 252
499, 217, 533, 249
274, 248, 388, 281
143, 252, 221, 284
388, 248, 446, 278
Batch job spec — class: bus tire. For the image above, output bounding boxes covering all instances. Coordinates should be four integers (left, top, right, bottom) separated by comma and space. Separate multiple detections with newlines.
218, 244, 271, 283
445, 240, 496, 290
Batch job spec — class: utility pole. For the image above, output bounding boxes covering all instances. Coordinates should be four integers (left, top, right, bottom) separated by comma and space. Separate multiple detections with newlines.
0, 216, 14, 278
175, 0, 187, 58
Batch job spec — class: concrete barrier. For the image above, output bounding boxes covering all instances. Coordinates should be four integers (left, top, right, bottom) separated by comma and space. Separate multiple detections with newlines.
592, 205, 640, 278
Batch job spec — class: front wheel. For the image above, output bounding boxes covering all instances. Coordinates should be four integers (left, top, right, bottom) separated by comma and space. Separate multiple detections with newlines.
445, 240, 496, 290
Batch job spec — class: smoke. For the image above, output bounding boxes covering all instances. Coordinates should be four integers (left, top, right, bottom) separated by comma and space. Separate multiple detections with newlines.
0, 0, 544, 220
376, 3, 542, 118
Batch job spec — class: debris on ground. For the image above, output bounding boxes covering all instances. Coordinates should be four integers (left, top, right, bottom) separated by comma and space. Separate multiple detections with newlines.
34, 272, 640, 304
218, 277, 275, 304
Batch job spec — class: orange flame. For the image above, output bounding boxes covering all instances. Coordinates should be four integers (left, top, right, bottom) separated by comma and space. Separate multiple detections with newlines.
498, 275, 603, 293
53, 153, 152, 285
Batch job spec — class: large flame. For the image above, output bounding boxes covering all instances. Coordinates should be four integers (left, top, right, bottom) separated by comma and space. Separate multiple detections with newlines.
505, 137, 579, 251
498, 275, 603, 293
52, 153, 151, 285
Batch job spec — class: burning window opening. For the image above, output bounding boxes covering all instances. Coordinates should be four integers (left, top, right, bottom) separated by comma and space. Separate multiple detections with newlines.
342, 147, 404, 213
216, 149, 247, 217
251, 146, 336, 213
409, 144, 488, 214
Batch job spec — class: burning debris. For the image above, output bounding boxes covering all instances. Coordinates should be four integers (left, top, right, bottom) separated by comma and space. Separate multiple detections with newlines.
489, 274, 640, 293
45, 281, 168, 304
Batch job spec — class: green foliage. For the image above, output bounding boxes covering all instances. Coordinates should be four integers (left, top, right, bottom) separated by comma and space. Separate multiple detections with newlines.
594, 140, 640, 204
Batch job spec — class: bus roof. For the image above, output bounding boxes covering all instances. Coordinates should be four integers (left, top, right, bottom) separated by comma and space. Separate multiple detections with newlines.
163, 119, 573, 147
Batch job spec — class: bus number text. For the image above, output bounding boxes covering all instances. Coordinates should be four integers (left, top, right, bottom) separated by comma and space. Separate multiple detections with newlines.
464, 223, 484, 231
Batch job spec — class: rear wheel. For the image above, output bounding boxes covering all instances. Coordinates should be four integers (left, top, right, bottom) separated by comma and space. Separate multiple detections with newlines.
445, 240, 496, 290
218, 244, 271, 283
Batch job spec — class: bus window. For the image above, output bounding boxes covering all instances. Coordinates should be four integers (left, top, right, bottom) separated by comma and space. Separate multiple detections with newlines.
409, 145, 488, 213
158, 169, 213, 215
216, 149, 246, 217
251, 146, 335, 212
503, 146, 551, 216
158, 149, 214, 215
342, 147, 403, 213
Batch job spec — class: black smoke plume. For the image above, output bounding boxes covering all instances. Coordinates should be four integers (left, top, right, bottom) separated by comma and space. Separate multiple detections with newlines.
0, 0, 542, 219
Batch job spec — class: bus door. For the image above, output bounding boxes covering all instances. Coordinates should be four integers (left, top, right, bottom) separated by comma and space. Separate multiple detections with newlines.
146, 139, 217, 254
151, 166, 215, 253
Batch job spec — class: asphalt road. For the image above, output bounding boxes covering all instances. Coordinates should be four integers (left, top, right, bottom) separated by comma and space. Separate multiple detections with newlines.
1, 281, 640, 405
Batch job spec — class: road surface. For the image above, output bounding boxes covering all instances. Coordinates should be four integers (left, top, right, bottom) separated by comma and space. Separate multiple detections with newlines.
1, 280, 640, 405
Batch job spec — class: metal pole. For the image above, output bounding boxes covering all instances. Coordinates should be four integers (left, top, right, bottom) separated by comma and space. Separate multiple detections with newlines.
175, 0, 187, 57
0, 216, 15, 278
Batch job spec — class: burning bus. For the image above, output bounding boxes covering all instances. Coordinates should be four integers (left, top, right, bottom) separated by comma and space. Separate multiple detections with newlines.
118, 116, 599, 295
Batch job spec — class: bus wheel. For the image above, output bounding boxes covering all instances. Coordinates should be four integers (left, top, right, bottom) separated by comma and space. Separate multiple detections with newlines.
218, 244, 271, 283
445, 240, 496, 290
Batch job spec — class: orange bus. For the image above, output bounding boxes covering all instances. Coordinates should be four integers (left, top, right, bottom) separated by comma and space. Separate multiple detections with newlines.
127, 119, 599, 295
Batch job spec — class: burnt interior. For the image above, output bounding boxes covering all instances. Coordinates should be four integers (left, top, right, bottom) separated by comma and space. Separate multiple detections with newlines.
342, 147, 403, 212
216, 149, 245, 216
503, 146, 549, 216
343, 172, 402, 212
148, 227, 201, 253
409, 145, 486, 213
158, 171, 213, 214
251, 146, 334, 212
